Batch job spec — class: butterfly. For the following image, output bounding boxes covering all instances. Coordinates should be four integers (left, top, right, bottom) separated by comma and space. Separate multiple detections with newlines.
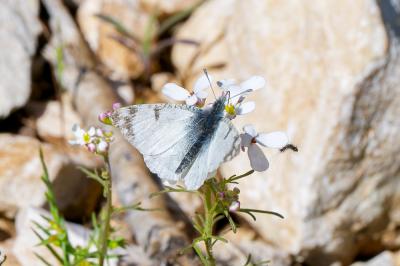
111, 95, 241, 190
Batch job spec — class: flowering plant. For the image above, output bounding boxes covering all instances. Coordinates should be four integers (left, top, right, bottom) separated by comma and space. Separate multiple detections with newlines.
147, 72, 297, 265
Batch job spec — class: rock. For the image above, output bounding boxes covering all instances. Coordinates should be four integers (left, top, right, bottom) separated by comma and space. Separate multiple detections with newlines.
151, 72, 177, 92
77, 0, 152, 79
139, 0, 199, 14
213, 226, 291, 266
171, 0, 400, 264
0, 134, 101, 220
0, 0, 41, 118
0, 239, 21, 266
36, 95, 82, 143
351, 250, 400, 266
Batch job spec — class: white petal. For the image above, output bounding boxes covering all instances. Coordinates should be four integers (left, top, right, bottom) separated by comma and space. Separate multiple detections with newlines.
193, 73, 212, 93
240, 133, 253, 148
88, 127, 96, 136
185, 94, 198, 106
240, 76, 266, 91
217, 79, 236, 89
162, 179, 177, 186
243, 124, 257, 137
195, 89, 208, 99
256, 131, 289, 149
227, 85, 247, 97
236, 101, 255, 115
162, 83, 190, 101
248, 144, 269, 171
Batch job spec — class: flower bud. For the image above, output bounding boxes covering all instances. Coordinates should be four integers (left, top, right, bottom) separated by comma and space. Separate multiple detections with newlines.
86, 143, 96, 153
112, 102, 122, 110
229, 201, 240, 212
96, 128, 104, 137
97, 140, 109, 154
98, 111, 113, 125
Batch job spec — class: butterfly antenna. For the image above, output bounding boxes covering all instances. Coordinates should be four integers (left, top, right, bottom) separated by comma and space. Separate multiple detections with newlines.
203, 68, 217, 100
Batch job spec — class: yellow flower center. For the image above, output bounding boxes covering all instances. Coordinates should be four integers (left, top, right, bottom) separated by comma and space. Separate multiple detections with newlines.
83, 132, 91, 143
225, 104, 236, 115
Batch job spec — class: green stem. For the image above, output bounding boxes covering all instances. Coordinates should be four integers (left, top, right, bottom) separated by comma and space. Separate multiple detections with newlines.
203, 184, 216, 266
98, 155, 113, 266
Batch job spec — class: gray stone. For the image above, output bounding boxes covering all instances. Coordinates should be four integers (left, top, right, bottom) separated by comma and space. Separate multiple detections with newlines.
0, 0, 41, 118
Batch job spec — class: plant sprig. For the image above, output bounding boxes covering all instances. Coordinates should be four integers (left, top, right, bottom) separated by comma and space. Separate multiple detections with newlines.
153, 170, 283, 266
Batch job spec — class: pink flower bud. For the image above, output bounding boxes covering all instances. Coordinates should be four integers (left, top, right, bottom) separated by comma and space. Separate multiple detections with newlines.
96, 128, 104, 137
86, 143, 96, 153
98, 111, 113, 125
112, 102, 121, 110
98, 112, 108, 121
229, 201, 240, 212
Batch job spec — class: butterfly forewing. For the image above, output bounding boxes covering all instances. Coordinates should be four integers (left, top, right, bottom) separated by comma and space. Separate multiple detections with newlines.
112, 104, 199, 155
112, 104, 199, 182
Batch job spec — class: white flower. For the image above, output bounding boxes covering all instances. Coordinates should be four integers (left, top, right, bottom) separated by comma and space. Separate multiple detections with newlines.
69, 124, 94, 146
218, 76, 266, 97
240, 124, 289, 172
224, 96, 256, 119
162, 73, 210, 106
218, 76, 265, 119
69, 124, 114, 155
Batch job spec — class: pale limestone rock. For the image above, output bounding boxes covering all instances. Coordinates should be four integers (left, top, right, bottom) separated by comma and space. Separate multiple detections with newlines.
77, 0, 152, 79
151, 72, 177, 92
172, 0, 400, 264
36, 96, 81, 142
0, 134, 101, 219
0, 0, 41, 118
213, 227, 291, 266
0, 239, 21, 266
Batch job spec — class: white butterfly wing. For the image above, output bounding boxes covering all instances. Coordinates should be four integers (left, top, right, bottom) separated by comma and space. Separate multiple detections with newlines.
184, 118, 241, 190
113, 105, 241, 189
112, 104, 198, 155
112, 104, 199, 182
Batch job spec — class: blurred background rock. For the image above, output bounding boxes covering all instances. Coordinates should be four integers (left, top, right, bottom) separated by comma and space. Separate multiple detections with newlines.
0, 0, 399, 265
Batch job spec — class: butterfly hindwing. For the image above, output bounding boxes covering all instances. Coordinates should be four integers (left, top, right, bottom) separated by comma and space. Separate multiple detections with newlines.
183, 118, 241, 190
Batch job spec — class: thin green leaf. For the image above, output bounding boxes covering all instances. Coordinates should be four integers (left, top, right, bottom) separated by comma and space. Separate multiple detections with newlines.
238, 209, 284, 219
226, 170, 254, 183
32, 229, 63, 263
34, 252, 53, 266
223, 210, 237, 233
79, 166, 106, 188
95, 14, 140, 42
210, 235, 228, 243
